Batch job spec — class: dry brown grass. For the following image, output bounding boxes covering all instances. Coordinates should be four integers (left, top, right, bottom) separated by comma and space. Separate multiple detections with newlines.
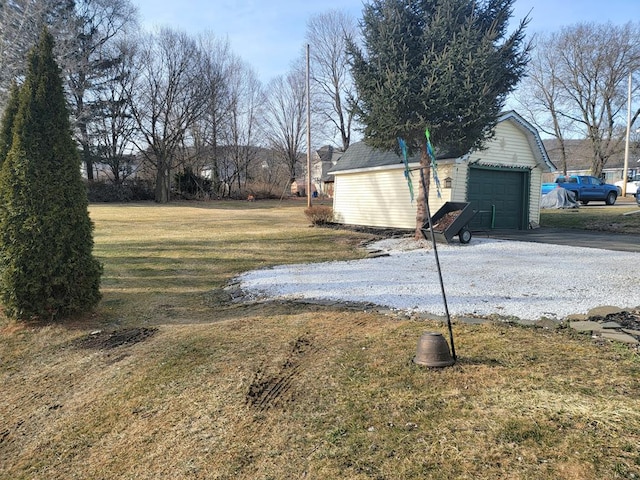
541, 199, 640, 233
2, 200, 640, 479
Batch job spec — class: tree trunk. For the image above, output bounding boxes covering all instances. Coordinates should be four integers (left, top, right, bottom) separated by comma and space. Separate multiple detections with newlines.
155, 161, 171, 203
210, 124, 221, 194
414, 140, 431, 240
77, 92, 94, 181
82, 141, 94, 181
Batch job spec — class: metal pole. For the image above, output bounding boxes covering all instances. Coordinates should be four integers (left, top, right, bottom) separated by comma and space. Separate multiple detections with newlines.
623, 72, 632, 197
419, 166, 456, 361
306, 44, 312, 208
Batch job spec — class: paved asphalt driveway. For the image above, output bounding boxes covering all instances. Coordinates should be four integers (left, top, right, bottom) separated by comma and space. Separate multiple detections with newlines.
474, 196, 640, 253
480, 228, 639, 253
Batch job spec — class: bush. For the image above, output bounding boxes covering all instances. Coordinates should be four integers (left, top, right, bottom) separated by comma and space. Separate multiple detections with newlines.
174, 168, 211, 198
304, 206, 334, 225
243, 181, 287, 200
87, 180, 155, 202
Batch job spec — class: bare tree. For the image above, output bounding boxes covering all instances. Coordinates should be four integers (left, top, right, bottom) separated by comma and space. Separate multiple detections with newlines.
262, 67, 307, 189
188, 36, 265, 199
0, 0, 138, 182
193, 34, 236, 196
89, 37, 139, 183
128, 28, 209, 203
221, 61, 264, 195
0, 0, 74, 109
306, 9, 358, 151
517, 22, 640, 177
251, 149, 291, 196
515, 35, 576, 175
64, 0, 138, 181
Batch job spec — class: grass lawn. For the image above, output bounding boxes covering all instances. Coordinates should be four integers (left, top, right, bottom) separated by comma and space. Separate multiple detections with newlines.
1, 200, 640, 479
540, 199, 640, 234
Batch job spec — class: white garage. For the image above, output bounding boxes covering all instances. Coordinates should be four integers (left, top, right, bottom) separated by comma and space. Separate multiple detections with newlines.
329, 111, 555, 231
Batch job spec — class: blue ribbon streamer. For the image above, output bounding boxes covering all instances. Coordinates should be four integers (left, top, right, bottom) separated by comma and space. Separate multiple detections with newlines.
398, 137, 414, 203
425, 129, 442, 198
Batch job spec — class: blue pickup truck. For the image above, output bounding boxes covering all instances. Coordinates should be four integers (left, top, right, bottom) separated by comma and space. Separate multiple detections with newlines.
541, 175, 620, 205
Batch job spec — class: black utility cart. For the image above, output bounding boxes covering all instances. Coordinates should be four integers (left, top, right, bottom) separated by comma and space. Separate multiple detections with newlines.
421, 201, 475, 244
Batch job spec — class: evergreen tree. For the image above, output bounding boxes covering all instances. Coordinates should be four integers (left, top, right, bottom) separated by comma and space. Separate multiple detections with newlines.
0, 29, 102, 320
349, 0, 530, 234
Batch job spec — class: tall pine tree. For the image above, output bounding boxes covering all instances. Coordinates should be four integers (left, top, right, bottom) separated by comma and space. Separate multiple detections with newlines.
349, 0, 530, 235
0, 29, 102, 320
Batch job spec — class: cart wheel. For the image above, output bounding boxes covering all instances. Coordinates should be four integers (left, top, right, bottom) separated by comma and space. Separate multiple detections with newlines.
459, 227, 472, 244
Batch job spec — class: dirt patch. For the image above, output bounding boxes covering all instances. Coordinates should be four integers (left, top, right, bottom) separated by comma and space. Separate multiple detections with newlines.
433, 209, 463, 232
322, 222, 412, 238
72, 327, 158, 350
246, 336, 316, 411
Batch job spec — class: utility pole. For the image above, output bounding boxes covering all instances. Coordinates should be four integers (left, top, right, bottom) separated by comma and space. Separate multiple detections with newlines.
623, 72, 632, 197
306, 44, 312, 208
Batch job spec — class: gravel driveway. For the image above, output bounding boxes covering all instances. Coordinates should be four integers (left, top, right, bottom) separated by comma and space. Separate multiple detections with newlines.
238, 237, 640, 321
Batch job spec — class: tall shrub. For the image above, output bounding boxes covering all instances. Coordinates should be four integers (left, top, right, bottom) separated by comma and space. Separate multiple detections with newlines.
0, 29, 102, 320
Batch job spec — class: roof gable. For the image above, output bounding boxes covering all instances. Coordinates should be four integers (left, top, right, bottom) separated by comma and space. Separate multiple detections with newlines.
496, 111, 555, 172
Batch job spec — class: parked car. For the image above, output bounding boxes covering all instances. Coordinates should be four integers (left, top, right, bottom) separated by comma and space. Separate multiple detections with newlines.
637, 191, 640, 206
541, 175, 619, 205
614, 175, 640, 196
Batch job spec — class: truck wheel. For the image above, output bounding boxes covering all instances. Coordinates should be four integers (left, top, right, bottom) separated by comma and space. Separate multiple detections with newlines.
459, 228, 472, 244
605, 191, 617, 205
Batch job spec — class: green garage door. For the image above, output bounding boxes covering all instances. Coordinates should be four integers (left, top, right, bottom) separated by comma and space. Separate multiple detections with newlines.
467, 167, 529, 230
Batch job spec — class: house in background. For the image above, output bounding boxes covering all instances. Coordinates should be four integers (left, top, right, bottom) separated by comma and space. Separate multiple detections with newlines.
328, 111, 555, 231
542, 138, 640, 184
312, 145, 343, 198
293, 145, 344, 198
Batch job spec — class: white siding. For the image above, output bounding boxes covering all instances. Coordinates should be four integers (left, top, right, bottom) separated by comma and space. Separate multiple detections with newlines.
333, 163, 454, 229
429, 163, 454, 211
333, 165, 417, 228
450, 163, 469, 203
332, 118, 548, 229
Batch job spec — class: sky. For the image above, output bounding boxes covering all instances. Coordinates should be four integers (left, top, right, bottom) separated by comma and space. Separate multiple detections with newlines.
133, 0, 640, 85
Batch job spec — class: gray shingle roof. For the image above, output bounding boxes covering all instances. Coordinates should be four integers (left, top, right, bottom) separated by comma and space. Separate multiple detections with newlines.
327, 141, 419, 173
329, 111, 554, 174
